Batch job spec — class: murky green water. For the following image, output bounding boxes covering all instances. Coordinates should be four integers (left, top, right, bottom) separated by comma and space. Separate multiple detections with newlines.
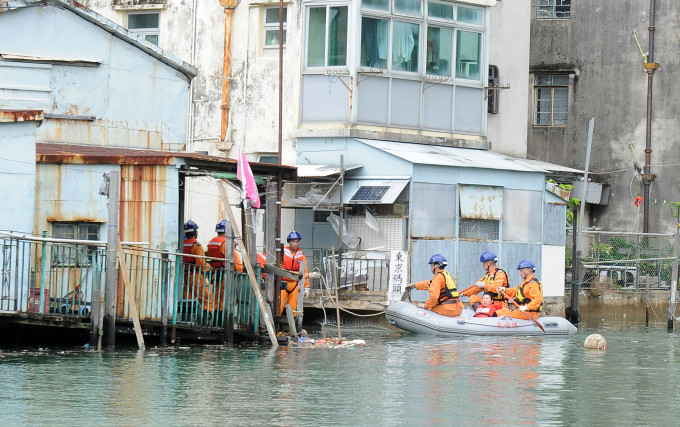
2, 318, 679, 426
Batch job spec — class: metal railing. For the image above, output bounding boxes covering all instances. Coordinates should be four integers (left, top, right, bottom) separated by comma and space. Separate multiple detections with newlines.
312, 248, 390, 291
566, 230, 675, 291
0, 235, 261, 335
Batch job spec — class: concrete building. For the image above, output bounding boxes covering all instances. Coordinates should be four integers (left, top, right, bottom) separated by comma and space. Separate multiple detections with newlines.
294, 138, 571, 313
80, 0, 535, 233
0, 0, 195, 248
528, 0, 679, 233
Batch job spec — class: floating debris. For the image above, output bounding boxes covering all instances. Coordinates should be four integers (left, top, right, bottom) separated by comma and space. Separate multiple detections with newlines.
290, 336, 366, 349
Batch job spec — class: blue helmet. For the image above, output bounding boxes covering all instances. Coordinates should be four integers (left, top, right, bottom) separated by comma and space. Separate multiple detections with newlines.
428, 254, 447, 267
517, 260, 536, 271
184, 220, 199, 233
480, 251, 498, 263
215, 219, 228, 233
287, 231, 302, 242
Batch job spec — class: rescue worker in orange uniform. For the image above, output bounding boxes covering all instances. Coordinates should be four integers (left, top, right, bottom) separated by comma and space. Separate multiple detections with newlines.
496, 260, 543, 320
279, 231, 309, 316
460, 251, 509, 310
405, 254, 463, 317
182, 220, 213, 313
207, 219, 243, 315
474, 292, 503, 317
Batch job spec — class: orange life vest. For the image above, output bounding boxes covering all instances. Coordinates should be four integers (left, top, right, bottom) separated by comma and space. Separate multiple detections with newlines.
183, 238, 198, 265
207, 236, 226, 268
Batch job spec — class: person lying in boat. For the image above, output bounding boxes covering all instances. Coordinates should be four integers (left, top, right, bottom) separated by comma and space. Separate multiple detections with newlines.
460, 251, 509, 311
474, 292, 503, 318
404, 254, 463, 317
496, 260, 543, 320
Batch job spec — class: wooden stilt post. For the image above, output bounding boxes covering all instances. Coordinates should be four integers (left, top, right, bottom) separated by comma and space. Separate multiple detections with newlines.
104, 171, 120, 349
217, 181, 279, 348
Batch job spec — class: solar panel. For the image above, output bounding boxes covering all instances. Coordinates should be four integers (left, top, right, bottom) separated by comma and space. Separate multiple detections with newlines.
350, 186, 391, 202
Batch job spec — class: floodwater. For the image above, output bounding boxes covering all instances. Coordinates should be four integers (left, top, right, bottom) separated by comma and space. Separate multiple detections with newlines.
1, 317, 679, 426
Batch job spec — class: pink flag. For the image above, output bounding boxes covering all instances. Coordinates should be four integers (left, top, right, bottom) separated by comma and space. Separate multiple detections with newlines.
236, 148, 261, 208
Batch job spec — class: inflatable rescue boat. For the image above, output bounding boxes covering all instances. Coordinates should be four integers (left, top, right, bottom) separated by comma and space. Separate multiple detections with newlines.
385, 301, 577, 336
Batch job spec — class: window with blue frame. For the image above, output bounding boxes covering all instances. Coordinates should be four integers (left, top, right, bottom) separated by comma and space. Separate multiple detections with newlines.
302, 0, 487, 134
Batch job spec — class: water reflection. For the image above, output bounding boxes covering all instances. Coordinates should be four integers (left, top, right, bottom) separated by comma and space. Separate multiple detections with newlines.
2, 323, 680, 425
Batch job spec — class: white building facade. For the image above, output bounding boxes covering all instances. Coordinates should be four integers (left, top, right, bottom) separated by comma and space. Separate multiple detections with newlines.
80, 0, 531, 233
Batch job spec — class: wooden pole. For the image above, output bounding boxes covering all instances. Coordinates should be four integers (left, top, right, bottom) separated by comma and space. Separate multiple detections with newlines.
160, 251, 169, 347
668, 233, 679, 332
117, 241, 146, 350
104, 170, 120, 349
334, 155, 344, 340
89, 254, 102, 348
217, 181, 279, 348
332, 246, 342, 340
265, 182, 277, 305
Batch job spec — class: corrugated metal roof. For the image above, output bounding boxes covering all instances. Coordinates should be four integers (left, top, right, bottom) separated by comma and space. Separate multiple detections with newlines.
2, 0, 196, 79
296, 164, 363, 178
521, 158, 584, 174
36, 143, 298, 179
356, 139, 549, 173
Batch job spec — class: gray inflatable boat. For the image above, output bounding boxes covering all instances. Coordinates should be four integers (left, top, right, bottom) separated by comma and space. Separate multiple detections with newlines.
385, 301, 577, 336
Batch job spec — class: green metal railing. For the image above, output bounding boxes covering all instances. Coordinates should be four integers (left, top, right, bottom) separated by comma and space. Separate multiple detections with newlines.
0, 235, 261, 336
174, 263, 259, 334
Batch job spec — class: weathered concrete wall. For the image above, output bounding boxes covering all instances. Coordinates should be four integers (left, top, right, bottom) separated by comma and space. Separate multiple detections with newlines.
487, 0, 531, 157
0, 120, 39, 234
0, 5, 191, 151
528, 0, 680, 233
567, 289, 674, 319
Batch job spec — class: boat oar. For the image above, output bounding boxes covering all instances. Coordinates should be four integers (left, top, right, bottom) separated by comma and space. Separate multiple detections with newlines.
401, 285, 413, 302
460, 284, 480, 295
499, 290, 546, 333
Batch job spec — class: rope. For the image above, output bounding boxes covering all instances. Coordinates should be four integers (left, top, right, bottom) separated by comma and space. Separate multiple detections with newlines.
313, 268, 386, 321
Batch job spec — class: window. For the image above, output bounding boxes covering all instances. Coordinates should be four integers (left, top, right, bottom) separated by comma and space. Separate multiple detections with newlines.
259, 154, 279, 164
263, 6, 288, 48
459, 219, 499, 240
52, 222, 100, 266
128, 12, 160, 45
307, 6, 348, 66
302, 0, 487, 133
537, 0, 571, 19
359, 1, 483, 76
534, 74, 569, 125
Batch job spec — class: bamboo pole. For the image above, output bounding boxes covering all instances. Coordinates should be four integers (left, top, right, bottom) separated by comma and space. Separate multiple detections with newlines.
117, 241, 145, 350
217, 181, 279, 348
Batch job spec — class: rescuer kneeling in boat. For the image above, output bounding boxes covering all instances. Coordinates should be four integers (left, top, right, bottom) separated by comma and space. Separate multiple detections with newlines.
495, 260, 543, 320
405, 254, 463, 317
460, 251, 509, 311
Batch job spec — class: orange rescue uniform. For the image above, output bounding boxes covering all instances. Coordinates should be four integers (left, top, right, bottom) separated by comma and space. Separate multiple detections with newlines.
413, 270, 463, 317
279, 246, 309, 315
460, 266, 509, 308
183, 238, 213, 311
495, 274, 543, 320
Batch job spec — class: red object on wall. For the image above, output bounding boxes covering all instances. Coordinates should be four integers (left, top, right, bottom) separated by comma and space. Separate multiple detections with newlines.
28, 288, 49, 313
634, 196, 642, 207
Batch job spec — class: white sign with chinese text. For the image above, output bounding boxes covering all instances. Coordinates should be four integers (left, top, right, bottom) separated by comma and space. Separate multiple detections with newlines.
388, 250, 408, 304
